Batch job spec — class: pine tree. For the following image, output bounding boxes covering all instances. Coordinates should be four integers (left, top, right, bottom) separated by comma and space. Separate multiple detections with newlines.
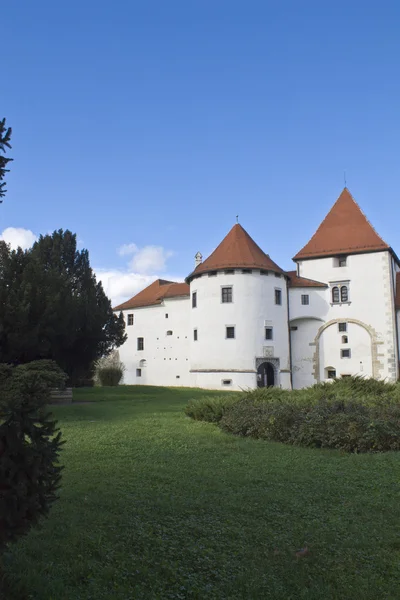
0, 118, 12, 202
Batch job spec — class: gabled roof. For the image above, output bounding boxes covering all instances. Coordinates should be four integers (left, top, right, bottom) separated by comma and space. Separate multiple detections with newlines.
396, 273, 400, 310
186, 223, 284, 282
293, 188, 390, 261
113, 279, 189, 311
286, 270, 328, 288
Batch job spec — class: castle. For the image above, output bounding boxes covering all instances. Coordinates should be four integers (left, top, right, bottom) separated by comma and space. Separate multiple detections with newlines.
113, 189, 400, 390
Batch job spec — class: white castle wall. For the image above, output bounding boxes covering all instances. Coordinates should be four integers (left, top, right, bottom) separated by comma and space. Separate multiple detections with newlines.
296, 251, 399, 382
189, 269, 291, 390
118, 297, 192, 387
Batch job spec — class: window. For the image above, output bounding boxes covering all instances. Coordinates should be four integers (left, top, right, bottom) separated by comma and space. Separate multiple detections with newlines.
137, 337, 144, 351
342, 335, 348, 344
327, 369, 336, 379
338, 322, 347, 332
339, 257, 347, 267
301, 294, 309, 305
265, 327, 273, 340
341, 349, 351, 358
221, 286, 233, 303
222, 379, 232, 386
341, 286, 348, 302
165, 313, 168, 319
192, 292, 197, 308
224, 269, 235, 274
127, 314, 134, 326
226, 326, 235, 339
275, 272, 281, 278
136, 368, 142, 377
166, 330, 173, 336
193, 329, 198, 341
208, 271, 217, 277
242, 269, 252, 274
331, 283, 350, 304
260, 269, 268, 275
275, 289, 282, 305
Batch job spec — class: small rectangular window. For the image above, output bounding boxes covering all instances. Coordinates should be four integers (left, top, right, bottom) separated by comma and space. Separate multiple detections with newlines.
341, 349, 351, 358
242, 269, 252, 274
275, 272, 281, 278
165, 313, 168, 319
338, 323, 347, 332
226, 326, 235, 339
136, 368, 142, 377
260, 269, 268, 275
127, 314, 134, 326
222, 379, 232, 386
166, 330, 173, 336
265, 327, 273, 340
301, 294, 309, 305
327, 369, 336, 379
224, 269, 235, 274
221, 286, 233, 303
193, 329, 198, 341
275, 289, 282, 305
208, 271, 218, 277
192, 292, 197, 308
137, 337, 144, 351
339, 257, 347, 267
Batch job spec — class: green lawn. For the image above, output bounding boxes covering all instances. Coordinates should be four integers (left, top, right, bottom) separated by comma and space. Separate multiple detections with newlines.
3, 385, 400, 599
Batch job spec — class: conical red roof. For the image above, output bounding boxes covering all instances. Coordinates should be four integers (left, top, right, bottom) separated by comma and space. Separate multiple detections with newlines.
187, 223, 284, 281
294, 188, 390, 260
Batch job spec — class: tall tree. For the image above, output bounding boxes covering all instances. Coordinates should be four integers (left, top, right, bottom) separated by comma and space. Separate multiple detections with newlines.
0, 230, 127, 384
0, 118, 12, 201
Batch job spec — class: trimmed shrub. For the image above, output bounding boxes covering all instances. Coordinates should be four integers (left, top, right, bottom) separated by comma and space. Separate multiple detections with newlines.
185, 394, 240, 423
187, 377, 400, 453
0, 360, 65, 554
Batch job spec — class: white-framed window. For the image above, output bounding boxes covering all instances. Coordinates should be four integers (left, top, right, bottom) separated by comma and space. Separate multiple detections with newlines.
275, 288, 282, 305
331, 282, 350, 304
338, 322, 347, 332
265, 327, 273, 340
301, 294, 309, 305
226, 326, 235, 339
341, 349, 351, 358
137, 337, 144, 351
127, 314, 134, 326
221, 286, 233, 303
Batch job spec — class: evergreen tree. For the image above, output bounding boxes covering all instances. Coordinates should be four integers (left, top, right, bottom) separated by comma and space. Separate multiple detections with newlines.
0, 231, 127, 384
0, 118, 12, 201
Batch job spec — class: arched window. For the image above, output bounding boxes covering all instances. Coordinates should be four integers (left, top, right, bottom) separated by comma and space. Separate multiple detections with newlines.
332, 287, 340, 303
341, 286, 348, 302
139, 359, 147, 368
341, 335, 348, 344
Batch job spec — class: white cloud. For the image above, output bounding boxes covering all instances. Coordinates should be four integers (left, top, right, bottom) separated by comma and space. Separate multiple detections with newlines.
129, 245, 174, 273
0, 227, 37, 250
96, 269, 184, 308
118, 243, 138, 256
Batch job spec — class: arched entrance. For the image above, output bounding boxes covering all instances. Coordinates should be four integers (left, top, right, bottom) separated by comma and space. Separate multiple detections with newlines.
257, 362, 275, 387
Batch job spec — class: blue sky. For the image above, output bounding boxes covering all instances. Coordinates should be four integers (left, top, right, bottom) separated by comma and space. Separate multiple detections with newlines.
3, 1, 400, 304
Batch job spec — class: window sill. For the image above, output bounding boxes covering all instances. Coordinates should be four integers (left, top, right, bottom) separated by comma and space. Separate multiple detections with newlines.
330, 302, 351, 306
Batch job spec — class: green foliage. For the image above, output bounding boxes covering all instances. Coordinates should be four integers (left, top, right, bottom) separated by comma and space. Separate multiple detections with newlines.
185, 394, 239, 423
190, 377, 400, 453
0, 360, 65, 554
98, 367, 124, 386
0, 117, 12, 201
0, 230, 127, 384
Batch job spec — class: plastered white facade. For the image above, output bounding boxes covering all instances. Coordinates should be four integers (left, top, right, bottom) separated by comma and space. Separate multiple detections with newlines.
116, 231, 400, 391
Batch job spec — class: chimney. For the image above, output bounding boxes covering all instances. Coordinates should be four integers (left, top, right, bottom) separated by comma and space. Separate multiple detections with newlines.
195, 251, 202, 268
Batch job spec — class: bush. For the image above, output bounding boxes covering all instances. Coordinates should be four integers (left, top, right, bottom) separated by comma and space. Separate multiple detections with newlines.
185, 394, 240, 423
98, 366, 124, 386
187, 377, 400, 453
0, 360, 65, 554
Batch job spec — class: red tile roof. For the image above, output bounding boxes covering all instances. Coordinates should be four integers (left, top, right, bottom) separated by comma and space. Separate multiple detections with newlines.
286, 270, 328, 288
186, 223, 284, 281
396, 273, 400, 309
293, 188, 390, 260
113, 279, 189, 311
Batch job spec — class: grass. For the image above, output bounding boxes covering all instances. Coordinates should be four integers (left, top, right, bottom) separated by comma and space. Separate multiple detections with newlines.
2, 385, 400, 599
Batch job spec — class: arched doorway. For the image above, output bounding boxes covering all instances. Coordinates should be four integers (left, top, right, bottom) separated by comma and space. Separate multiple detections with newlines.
257, 362, 275, 387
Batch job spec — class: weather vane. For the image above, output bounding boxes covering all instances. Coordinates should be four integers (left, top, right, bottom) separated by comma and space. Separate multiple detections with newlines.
236, 215, 239, 223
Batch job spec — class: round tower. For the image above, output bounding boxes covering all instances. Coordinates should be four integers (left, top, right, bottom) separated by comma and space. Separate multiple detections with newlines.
186, 224, 291, 391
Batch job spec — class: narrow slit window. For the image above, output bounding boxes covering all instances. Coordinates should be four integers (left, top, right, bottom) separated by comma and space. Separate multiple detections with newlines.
341, 286, 348, 302
275, 289, 282, 305
193, 329, 198, 341
192, 291, 197, 308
